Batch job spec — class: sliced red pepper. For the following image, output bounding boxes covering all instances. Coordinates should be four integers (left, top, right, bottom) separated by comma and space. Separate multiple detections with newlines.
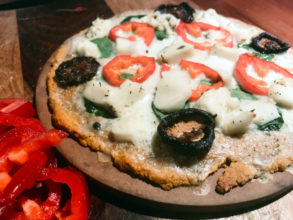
0, 172, 11, 193
45, 149, 58, 168
103, 55, 156, 87
0, 151, 48, 205
8, 129, 68, 165
0, 99, 36, 118
0, 127, 41, 172
19, 180, 61, 220
177, 21, 233, 50
0, 113, 45, 133
109, 22, 155, 46
180, 60, 224, 101
38, 168, 88, 220
235, 53, 293, 95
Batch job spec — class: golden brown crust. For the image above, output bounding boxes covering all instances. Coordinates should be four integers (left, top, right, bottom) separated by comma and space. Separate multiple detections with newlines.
47, 11, 293, 193
216, 162, 258, 194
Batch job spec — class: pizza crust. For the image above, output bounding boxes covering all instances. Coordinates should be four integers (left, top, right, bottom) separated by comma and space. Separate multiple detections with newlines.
47, 10, 293, 192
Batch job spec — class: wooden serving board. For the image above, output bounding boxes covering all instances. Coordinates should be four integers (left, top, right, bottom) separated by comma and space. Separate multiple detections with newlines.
36, 51, 293, 218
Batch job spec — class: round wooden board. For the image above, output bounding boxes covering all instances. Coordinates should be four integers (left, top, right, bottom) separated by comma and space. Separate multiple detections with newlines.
36, 54, 293, 218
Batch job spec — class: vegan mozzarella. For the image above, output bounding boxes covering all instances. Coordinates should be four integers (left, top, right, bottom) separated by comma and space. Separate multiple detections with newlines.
69, 8, 293, 145
154, 67, 192, 112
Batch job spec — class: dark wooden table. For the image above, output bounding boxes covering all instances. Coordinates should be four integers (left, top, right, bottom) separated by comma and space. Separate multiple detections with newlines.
1, 0, 293, 219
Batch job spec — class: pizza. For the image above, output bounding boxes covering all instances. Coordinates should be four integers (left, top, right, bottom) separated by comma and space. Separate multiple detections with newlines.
47, 3, 293, 193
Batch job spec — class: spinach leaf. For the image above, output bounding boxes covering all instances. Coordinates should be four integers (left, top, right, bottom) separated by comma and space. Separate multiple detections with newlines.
237, 43, 275, 61
230, 88, 257, 100
152, 101, 190, 120
84, 98, 116, 118
252, 52, 274, 61
152, 102, 168, 120
258, 108, 284, 131
120, 15, 146, 24
91, 36, 112, 58
120, 73, 134, 79
183, 101, 190, 109
200, 79, 213, 86
155, 30, 168, 40
237, 43, 251, 50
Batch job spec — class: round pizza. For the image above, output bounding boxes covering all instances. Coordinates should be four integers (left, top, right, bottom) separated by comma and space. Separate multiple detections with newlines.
47, 3, 293, 193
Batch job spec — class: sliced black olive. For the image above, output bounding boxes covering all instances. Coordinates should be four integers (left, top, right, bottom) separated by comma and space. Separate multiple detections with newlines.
155, 2, 195, 23
251, 32, 290, 54
157, 108, 215, 156
55, 57, 99, 87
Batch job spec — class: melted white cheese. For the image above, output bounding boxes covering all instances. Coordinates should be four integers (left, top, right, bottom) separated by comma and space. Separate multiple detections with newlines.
70, 36, 100, 59
109, 94, 158, 147
75, 9, 293, 145
154, 67, 192, 112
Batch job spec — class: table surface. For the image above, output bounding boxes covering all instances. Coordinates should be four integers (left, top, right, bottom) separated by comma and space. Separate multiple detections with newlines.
1, 0, 293, 219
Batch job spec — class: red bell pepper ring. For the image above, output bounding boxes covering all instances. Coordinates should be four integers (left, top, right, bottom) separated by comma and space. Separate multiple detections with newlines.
19, 180, 61, 220
177, 21, 233, 50
109, 22, 155, 46
103, 55, 156, 87
8, 129, 68, 165
0, 99, 36, 118
0, 151, 48, 205
38, 168, 88, 220
235, 53, 293, 95
180, 60, 224, 101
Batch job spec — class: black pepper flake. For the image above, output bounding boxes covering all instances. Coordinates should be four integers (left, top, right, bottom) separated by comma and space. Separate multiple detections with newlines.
93, 122, 101, 130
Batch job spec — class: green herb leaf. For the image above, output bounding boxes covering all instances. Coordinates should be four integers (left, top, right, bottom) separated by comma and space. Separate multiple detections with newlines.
230, 88, 257, 100
152, 101, 191, 120
177, 45, 185, 50
237, 43, 251, 50
258, 108, 284, 131
152, 102, 168, 120
237, 43, 275, 61
91, 36, 112, 58
252, 52, 274, 61
84, 98, 116, 118
120, 15, 146, 24
155, 30, 168, 40
183, 101, 190, 109
200, 79, 213, 86
120, 73, 134, 79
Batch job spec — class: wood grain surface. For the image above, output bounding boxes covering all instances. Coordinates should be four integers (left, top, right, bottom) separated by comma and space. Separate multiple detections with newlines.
1, 0, 293, 219
0, 10, 23, 99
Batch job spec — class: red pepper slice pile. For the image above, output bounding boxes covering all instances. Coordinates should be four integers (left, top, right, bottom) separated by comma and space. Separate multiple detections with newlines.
109, 21, 155, 46
180, 60, 224, 100
235, 53, 293, 95
103, 55, 156, 86
177, 21, 233, 50
0, 98, 89, 220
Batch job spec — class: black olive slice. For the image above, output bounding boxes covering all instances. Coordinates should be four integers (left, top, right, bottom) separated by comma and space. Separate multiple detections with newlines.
157, 108, 215, 156
251, 32, 290, 54
155, 2, 195, 23
55, 57, 99, 87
